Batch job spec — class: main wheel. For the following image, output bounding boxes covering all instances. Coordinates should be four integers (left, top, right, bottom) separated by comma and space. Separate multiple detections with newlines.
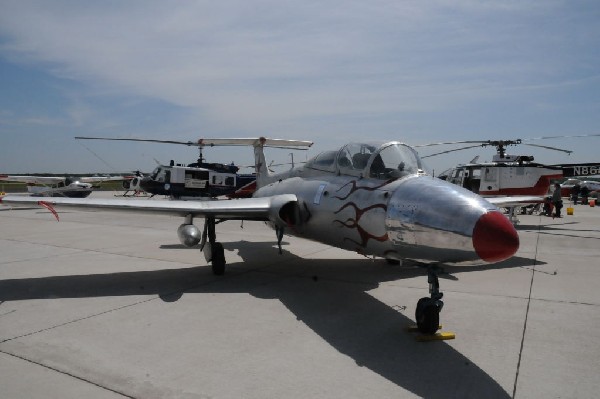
416, 299, 440, 335
210, 242, 226, 276
415, 297, 428, 320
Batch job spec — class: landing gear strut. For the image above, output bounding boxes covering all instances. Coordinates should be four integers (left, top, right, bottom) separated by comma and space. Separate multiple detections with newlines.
415, 266, 444, 334
200, 217, 226, 275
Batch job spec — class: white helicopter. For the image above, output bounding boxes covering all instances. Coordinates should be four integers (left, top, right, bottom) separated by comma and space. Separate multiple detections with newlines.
0, 174, 130, 198
417, 135, 600, 198
1, 137, 521, 335
119, 171, 148, 197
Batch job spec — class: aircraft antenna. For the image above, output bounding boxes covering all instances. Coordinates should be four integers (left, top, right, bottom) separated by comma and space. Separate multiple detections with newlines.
76, 141, 118, 172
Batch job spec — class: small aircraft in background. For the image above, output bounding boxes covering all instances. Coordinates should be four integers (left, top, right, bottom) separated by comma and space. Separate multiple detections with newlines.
559, 178, 600, 197
75, 136, 261, 199
2, 137, 521, 335
0, 174, 129, 198
120, 171, 147, 197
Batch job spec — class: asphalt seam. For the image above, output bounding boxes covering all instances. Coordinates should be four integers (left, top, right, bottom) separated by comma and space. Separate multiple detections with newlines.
0, 246, 307, 344
0, 298, 158, 344
512, 215, 542, 399
0, 237, 203, 267
0, 350, 136, 399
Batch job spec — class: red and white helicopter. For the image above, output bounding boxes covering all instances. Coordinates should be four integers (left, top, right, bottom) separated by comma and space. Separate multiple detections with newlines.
1, 138, 521, 335
0, 174, 130, 198
417, 135, 600, 197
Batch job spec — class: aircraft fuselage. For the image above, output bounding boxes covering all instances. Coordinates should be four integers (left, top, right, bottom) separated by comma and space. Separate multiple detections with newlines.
255, 173, 516, 266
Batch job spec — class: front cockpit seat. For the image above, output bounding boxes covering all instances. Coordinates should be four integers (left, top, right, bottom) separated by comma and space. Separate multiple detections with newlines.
352, 153, 370, 170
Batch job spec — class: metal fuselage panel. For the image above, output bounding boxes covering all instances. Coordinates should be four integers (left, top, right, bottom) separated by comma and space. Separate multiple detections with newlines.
385, 176, 496, 264
254, 175, 394, 254
254, 172, 498, 265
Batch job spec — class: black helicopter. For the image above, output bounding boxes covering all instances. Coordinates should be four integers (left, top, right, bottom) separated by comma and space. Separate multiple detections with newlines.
75, 137, 258, 199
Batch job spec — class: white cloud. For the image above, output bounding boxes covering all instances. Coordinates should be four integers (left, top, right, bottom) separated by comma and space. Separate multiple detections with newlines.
0, 0, 599, 173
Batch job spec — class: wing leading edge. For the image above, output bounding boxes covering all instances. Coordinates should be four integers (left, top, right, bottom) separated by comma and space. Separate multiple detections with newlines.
0, 194, 298, 222
486, 196, 545, 208
0, 175, 65, 184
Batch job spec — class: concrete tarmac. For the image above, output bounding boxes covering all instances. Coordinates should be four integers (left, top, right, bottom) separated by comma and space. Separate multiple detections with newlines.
1, 192, 599, 398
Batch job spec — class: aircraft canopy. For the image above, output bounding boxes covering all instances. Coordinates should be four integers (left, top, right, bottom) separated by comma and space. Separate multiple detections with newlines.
305, 142, 425, 179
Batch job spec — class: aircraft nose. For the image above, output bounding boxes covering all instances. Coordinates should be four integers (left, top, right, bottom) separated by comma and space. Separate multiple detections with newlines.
385, 176, 519, 264
472, 211, 519, 262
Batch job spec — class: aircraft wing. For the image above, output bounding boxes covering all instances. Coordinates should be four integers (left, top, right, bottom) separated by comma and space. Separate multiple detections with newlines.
0, 175, 65, 184
0, 194, 297, 222
486, 196, 545, 208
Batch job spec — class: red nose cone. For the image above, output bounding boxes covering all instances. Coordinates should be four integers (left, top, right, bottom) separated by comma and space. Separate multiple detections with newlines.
472, 211, 519, 262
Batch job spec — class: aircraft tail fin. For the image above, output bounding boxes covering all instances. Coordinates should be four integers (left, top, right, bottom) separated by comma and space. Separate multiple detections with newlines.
251, 137, 312, 189
254, 138, 271, 188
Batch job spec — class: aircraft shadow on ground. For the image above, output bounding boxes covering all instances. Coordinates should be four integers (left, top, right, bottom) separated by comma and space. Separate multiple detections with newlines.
0, 240, 534, 398
518, 222, 600, 240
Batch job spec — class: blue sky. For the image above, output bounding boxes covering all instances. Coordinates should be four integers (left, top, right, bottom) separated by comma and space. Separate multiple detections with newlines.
1, 1, 599, 174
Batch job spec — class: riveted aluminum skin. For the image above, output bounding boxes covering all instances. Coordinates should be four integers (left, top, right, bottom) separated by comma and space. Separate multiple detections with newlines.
385, 176, 499, 264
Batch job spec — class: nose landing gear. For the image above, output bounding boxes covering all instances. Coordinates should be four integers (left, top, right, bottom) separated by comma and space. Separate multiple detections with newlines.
415, 266, 444, 335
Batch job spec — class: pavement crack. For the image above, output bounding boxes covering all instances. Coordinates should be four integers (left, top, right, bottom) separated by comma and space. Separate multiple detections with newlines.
0, 271, 232, 344
0, 350, 136, 398
512, 215, 542, 399
0, 298, 157, 344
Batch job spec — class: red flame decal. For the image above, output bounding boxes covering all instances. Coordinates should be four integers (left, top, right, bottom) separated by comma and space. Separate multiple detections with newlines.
333, 202, 388, 248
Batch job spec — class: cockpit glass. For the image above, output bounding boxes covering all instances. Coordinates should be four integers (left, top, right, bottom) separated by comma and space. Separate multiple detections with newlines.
305, 150, 337, 171
337, 143, 377, 173
369, 143, 423, 180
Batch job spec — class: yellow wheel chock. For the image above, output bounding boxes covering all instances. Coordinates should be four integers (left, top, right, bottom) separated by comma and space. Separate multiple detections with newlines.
406, 324, 456, 341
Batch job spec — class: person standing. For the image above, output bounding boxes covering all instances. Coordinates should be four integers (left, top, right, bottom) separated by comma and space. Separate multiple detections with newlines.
552, 183, 563, 218
580, 185, 590, 205
571, 183, 581, 205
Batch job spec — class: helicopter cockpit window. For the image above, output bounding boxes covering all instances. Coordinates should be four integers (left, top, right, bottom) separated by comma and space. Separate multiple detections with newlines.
337, 143, 377, 176
153, 167, 168, 183
369, 143, 422, 180
151, 167, 161, 180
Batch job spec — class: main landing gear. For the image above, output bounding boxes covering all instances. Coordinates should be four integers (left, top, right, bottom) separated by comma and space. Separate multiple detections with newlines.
415, 266, 444, 335
200, 217, 226, 275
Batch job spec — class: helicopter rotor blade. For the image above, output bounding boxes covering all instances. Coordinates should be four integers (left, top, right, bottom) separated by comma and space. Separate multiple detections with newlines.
413, 140, 486, 148
521, 133, 600, 141
521, 143, 572, 154
75, 136, 313, 149
420, 144, 484, 159
75, 137, 198, 146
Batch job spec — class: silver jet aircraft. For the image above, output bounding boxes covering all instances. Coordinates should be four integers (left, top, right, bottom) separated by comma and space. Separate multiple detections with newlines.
1, 138, 519, 334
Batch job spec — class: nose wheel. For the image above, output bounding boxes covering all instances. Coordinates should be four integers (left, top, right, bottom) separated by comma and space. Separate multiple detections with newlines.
415, 266, 444, 334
